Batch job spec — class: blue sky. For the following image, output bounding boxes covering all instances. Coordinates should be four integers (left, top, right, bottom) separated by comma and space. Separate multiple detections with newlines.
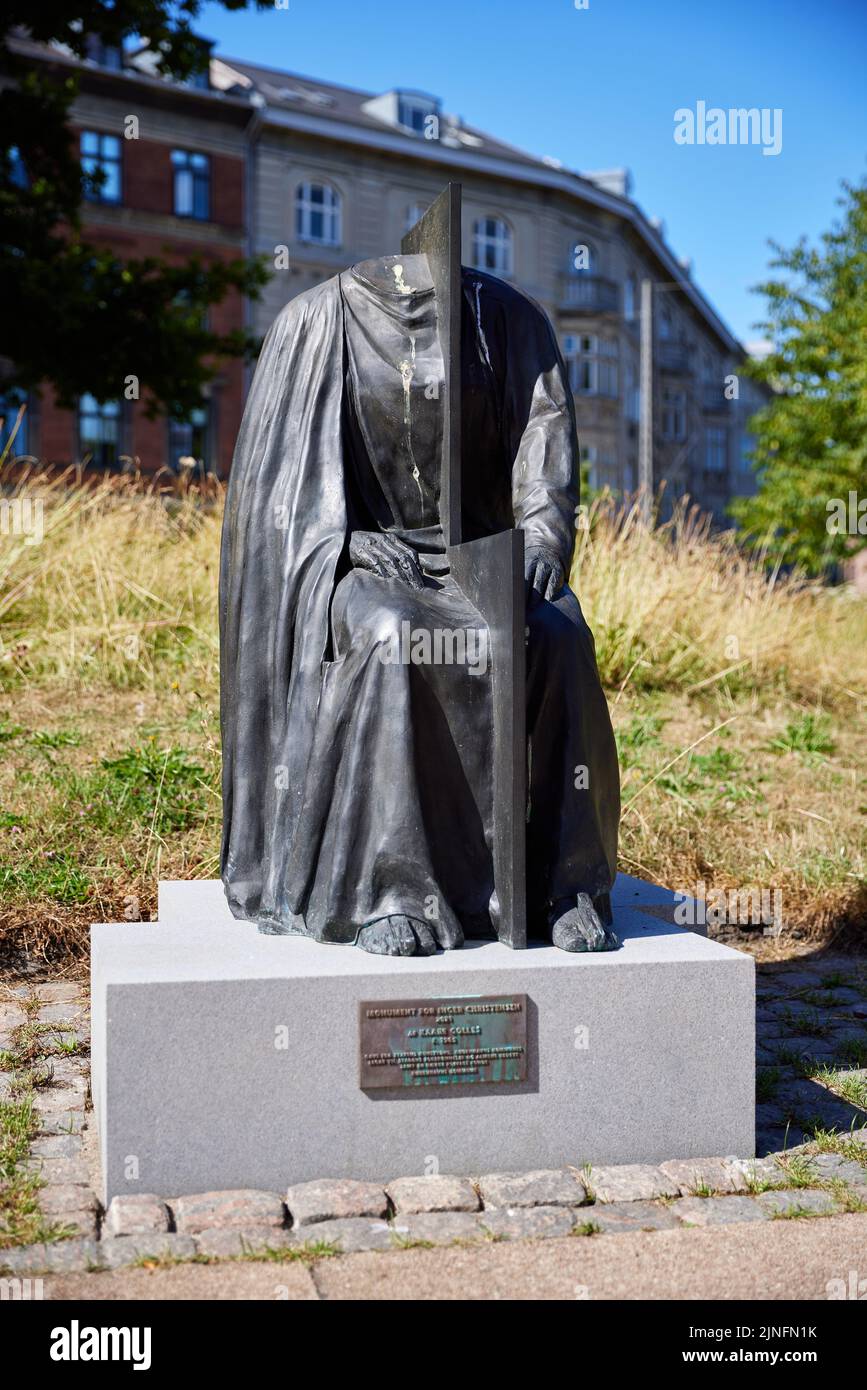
200, 0, 867, 345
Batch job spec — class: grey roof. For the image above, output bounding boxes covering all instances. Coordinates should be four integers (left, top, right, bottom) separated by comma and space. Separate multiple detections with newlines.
219, 54, 597, 177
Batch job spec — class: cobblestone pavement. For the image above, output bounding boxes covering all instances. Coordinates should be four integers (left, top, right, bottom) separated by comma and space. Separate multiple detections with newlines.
1, 954, 865, 1281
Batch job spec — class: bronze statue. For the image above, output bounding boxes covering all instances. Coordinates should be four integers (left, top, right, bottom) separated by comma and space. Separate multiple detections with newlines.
220, 185, 620, 956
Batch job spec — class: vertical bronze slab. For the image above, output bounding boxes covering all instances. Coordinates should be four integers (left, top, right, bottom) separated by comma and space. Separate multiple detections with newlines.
449, 531, 527, 948
405, 185, 526, 949
401, 183, 462, 548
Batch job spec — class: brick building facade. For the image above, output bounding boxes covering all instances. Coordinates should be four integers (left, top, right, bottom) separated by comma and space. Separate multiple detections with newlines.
4, 36, 250, 477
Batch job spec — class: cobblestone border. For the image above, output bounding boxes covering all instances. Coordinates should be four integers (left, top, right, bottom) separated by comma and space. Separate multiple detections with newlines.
4, 1144, 867, 1275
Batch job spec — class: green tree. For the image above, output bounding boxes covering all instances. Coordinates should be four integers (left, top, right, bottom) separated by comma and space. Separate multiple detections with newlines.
0, 2, 269, 420
732, 178, 867, 573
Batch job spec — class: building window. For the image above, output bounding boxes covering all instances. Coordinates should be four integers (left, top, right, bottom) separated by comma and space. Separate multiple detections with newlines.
397, 95, 439, 135
705, 426, 728, 473
172, 150, 210, 220
78, 395, 121, 467
295, 182, 341, 246
624, 275, 637, 322
168, 406, 210, 472
472, 217, 513, 275
662, 386, 687, 441
658, 302, 674, 340
0, 390, 28, 458
81, 131, 122, 205
570, 240, 594, 274
563, 335, 619, 397
404, 202, 429, 233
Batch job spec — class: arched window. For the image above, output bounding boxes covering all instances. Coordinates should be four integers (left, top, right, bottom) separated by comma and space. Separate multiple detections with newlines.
472, 217, 513, 275
570, 240, 594, 274
295, 182, 341, 247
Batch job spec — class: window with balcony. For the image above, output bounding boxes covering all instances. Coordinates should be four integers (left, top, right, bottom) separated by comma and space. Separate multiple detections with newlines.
172, 149, 210, 220
295, 182, 341, 246
563, 335, 619, 397
81, 131, 122, 205
705, 426, 728, 473
78, 395, 121, 467
169, 406, 211, 472
472, 217, 513, 275
662, 387, 687, 441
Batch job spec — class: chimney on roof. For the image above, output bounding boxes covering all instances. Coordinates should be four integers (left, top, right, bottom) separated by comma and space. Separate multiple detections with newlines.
579, 167, 632, 198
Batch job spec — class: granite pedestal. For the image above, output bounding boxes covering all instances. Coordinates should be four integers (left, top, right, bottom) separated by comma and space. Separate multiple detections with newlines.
91, 875, 754, 1204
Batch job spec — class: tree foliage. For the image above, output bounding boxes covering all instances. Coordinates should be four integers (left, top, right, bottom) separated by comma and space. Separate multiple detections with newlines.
0, 2, 270, 417
732, 179, 867, 573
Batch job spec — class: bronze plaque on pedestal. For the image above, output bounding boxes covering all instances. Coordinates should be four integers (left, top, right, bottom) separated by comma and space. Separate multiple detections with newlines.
359, 994, 528, 1090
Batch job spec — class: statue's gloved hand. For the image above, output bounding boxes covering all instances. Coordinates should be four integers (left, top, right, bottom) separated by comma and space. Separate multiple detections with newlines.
349, 530, 426, 591
524, 544, 565, 603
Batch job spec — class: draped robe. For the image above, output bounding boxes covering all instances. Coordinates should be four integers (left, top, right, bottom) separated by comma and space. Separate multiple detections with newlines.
219, 257, 619, 943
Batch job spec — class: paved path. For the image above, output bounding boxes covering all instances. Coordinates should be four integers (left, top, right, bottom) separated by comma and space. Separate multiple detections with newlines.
40, 1213, 867, 1301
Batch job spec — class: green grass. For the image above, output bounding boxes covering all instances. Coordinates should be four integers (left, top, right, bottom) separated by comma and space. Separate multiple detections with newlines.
812, 1065, 867, 1111
767, 712, 836, 761
573, 1219, 602, 1236
0, 1005, 87, 1250
778, 1007, 831, 1039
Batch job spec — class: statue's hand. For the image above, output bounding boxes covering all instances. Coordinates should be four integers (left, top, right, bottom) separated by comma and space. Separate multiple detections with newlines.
524, 545, 565, 603
349, 531, 425, 591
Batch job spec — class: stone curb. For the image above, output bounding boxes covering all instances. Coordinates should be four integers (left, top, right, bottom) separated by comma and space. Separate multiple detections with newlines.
3, 1174, 864, 1273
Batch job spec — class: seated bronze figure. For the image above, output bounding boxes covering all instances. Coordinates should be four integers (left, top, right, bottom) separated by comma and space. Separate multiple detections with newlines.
220, 186, 620, 956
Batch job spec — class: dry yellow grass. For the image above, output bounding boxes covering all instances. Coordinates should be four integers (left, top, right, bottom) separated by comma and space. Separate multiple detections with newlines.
573, 496, 867, 706
0, 465, 221, 691
0, 469, 864, 972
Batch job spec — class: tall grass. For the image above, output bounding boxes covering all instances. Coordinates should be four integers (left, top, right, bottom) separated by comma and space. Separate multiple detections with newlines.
573, 496, 866, 706
0, 466, 221, 692
1, 471, 864, 705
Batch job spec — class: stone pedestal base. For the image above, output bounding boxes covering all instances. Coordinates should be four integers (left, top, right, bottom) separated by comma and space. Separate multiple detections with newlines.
91, 875, 754, 1204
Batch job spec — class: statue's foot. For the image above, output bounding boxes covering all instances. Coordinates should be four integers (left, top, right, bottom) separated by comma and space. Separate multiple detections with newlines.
550, 893, 620, 953
356, 914, 438, 956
